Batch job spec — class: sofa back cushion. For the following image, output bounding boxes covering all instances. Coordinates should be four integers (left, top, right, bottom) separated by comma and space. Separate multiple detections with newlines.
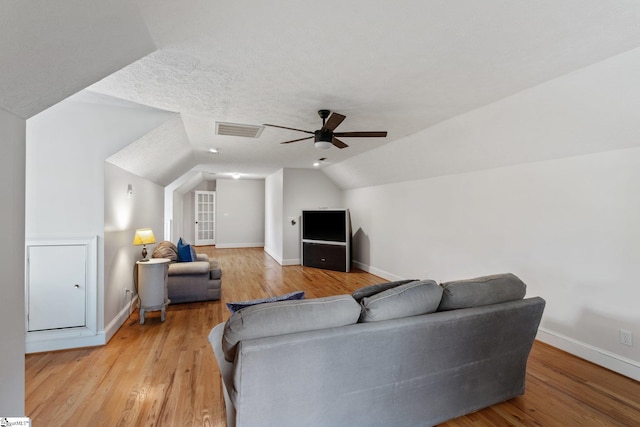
352, 279, 417, 302
222, 295, 361, 362
358, 280, 443, 323
438, 273, 526, 311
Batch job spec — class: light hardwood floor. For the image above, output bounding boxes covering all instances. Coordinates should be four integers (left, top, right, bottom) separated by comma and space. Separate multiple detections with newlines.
26, 247, 640, 426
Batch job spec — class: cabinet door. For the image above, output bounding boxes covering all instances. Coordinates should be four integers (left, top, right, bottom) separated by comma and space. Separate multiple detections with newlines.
28, 245, 86, 331
303, 242, 347, 271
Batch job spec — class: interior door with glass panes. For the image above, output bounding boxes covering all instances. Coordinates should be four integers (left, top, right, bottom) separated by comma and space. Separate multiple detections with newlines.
194, 191, 216, 246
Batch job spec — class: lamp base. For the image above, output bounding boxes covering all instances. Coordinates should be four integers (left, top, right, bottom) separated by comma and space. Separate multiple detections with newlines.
141, 245, 149, 261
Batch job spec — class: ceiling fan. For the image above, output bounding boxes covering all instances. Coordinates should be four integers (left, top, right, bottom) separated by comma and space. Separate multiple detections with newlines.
264, 110, 387, 149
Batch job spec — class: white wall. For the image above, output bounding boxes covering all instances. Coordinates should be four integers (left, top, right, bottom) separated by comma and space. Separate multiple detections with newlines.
216, 179, 265, 248
0, 109, 25, 415
180, 180, 216, 244
282, 169, 343, 264
264, 170, 284, 263
104, 163, 164, 339
265, 168, 343, 265
26, 93, 173, 337
345, 147, 640, 379
335, 50, 640, 380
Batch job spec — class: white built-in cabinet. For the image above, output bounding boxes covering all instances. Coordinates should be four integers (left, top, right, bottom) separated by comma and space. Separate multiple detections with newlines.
28, 244, 86, 331
25, 237, 99, 353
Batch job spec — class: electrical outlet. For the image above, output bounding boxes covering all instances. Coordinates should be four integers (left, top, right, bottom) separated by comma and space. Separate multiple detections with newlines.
620, 329, 633, 347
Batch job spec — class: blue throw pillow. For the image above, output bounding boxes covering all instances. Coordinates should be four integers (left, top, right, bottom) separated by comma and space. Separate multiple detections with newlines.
226, 291, 306, 314
177, 237, 196, 262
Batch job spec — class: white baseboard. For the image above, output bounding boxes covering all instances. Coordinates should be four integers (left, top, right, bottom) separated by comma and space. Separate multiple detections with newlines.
352, 260, 405, 281
264, 247, 282, 264
25, 328, 105, 354
26, 296, 138, 353
215, 242, 264, 249
104, 296, 138, 344
537, 328, 640, 381
263, 247, 299, 266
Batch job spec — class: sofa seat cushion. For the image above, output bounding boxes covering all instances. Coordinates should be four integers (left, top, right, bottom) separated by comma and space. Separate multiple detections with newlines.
358, 280, 443, 323
222, 295, 361, 362
352, 279, 417, 302
168, 260, 211, 276
438, 273, 527, 311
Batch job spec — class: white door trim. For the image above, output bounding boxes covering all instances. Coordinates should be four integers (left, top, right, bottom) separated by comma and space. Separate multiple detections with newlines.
194, 190, 216, 245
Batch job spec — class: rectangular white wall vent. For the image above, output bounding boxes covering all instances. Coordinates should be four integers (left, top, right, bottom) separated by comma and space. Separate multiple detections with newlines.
216, 122, 264, 138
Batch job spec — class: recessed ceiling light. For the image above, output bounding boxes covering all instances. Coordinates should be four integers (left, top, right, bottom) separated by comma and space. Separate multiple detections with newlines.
232, 173, 241, 179
313, 157, 326, 167
209, 148, 219, 154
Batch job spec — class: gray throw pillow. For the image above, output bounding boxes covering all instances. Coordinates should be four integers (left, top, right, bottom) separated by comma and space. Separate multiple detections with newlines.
359, 280, 443, 323
222, 295, 361, 362
438, 273, 527, 311
226, 290, 305, 314
352, 279, 417, 302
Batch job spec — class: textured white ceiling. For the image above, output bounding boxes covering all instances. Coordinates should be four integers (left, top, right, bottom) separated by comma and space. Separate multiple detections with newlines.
86, 0, 640, 187
0, 0, 155, 119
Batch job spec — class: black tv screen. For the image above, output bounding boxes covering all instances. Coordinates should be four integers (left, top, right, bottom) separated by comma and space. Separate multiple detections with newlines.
302, 210, 347, 242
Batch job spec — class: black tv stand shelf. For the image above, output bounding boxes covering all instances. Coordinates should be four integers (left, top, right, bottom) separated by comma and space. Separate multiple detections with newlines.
301, 209, 351, 273
302, 241, 349, 272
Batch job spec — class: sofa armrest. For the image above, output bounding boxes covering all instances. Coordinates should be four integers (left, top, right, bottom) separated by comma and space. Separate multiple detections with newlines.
168, 261, 210, 275
196, 253, 209, 262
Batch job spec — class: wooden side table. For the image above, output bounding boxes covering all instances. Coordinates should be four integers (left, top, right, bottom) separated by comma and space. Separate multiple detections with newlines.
136, 258, 171, 324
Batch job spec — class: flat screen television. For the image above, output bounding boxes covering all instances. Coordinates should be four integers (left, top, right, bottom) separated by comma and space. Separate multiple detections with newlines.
302, 209, 349, 243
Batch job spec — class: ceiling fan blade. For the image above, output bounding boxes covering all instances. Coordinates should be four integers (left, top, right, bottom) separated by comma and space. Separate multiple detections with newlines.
333, 131, 388, 138
264, 124, 314, 134
322, 113, 346, 132
332, 137, 349, 149
280, 136, 314, 144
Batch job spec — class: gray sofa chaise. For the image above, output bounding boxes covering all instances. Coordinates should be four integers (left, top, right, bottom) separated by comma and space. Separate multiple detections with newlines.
152, 241, 222, 303
209, 273, 545, 427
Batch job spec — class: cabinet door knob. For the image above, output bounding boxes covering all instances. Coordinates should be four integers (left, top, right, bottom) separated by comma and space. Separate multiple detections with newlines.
74, 284, 80, 288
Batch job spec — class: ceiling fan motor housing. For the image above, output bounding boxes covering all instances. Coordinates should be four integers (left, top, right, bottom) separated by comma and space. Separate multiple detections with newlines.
314, 129, 333, 149
315, 129, 333, 143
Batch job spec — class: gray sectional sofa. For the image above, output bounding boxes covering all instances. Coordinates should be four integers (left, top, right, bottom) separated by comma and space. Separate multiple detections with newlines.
208, 273, 545, 427
152, 241, 222, 303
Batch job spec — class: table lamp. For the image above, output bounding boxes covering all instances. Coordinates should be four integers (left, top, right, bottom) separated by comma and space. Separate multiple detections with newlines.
133, 228, 156, 261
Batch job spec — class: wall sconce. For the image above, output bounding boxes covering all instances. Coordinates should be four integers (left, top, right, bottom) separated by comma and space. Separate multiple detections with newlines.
127, 184, 133, 198
133, 228, 156, 261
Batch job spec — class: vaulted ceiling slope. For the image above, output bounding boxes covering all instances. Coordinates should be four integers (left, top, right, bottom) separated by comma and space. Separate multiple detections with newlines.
90, 1, 640, 188
0, 0, 155, 119
6, 1, 640, 190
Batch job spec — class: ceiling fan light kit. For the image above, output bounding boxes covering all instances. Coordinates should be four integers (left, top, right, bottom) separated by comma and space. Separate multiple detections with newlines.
264, 110, 387, 150
314, 130, 333, 149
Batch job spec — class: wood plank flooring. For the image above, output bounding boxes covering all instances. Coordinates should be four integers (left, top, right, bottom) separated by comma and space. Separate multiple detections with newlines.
25, 247, 640, 426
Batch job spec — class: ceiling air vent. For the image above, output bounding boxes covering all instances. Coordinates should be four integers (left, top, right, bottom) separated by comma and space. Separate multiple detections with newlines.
215, 122, 264, 138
